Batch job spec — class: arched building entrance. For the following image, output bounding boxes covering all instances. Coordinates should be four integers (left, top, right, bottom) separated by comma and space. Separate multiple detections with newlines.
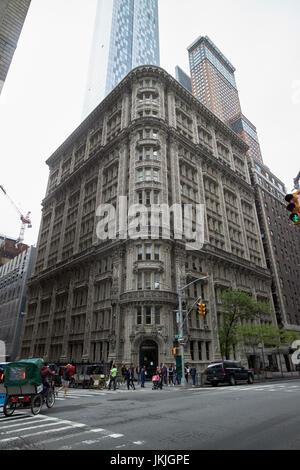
139, 340, 158, 378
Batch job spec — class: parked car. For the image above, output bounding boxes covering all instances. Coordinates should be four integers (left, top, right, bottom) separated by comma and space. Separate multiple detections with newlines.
204, 361, 254, 386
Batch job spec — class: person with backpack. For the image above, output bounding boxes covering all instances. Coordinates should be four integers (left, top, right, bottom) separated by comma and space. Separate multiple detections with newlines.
56, 364, 71, 397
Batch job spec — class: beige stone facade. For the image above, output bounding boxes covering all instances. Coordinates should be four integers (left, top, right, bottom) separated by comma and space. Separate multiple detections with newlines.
19, 66, 274, 372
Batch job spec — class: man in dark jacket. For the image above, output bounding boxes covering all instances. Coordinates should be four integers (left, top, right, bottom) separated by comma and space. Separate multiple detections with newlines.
189, 365, 196, 386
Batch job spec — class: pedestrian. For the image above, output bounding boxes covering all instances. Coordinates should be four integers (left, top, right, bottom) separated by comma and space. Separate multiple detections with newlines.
189, 365, 196, 386
56, 364, 71, 397
121, 364, 126, 384
125, 366, 136, 390
168, 365, 174, 386
162, 364, 168, 386
136, 365, 141, 385
185, 364, 189, 384
140, 365, 146, 388
108, 364, 118, 390
156, 367, 163, 389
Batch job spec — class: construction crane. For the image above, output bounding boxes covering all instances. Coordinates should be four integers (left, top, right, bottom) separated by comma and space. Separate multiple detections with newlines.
0, 185, 32, 247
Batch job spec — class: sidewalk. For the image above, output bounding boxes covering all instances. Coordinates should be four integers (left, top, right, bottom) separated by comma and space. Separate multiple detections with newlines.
189, 374, 300, 389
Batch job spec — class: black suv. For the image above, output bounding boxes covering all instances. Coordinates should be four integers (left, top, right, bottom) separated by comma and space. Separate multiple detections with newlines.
205, 361, 254, 387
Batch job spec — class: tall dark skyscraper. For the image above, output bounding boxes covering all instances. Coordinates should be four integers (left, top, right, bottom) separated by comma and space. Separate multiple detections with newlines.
83, 0, 160, 118
186, 35, 263, 162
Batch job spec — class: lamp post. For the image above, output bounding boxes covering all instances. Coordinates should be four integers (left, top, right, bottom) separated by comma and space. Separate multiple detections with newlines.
155, 273, 209, 387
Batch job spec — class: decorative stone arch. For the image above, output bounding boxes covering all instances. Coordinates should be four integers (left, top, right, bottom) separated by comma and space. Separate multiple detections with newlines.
131, 333, 165, 375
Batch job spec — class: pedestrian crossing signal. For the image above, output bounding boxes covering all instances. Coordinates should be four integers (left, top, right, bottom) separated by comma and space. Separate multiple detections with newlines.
197, 302, 207, 316
285, 191, 300, 225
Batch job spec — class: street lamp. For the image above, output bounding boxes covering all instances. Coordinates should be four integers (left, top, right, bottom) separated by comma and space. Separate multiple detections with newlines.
155, 275, 209, 387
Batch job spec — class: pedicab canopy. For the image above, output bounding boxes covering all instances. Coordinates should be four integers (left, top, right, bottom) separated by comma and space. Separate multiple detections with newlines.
4, 359, 43, 387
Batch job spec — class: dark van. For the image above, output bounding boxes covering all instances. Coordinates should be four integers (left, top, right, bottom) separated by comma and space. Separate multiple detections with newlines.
205, 361, 254, 387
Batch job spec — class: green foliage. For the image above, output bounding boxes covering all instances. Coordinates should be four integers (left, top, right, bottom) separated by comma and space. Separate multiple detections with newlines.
237, 323, 300, 352
218, 289, 272, 360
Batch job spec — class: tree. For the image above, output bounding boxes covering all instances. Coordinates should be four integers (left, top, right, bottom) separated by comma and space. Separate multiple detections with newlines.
219, 289, 271, 360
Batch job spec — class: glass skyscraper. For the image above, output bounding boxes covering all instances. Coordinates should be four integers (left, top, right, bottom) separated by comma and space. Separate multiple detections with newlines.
83, 0, 160, 118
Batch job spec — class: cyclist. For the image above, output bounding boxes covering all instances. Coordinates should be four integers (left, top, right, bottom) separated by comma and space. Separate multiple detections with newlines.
41, 363, 55, 395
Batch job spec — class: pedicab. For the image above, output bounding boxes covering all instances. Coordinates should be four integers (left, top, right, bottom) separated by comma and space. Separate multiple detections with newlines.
0, 362, 9, 406
3, 358, 55, 416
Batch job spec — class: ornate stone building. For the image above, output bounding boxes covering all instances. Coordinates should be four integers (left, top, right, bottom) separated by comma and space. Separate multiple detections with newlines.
19, 66, 274, 372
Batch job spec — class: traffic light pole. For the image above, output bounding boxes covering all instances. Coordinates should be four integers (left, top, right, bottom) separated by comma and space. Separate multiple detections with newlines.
177, 274, 209, 387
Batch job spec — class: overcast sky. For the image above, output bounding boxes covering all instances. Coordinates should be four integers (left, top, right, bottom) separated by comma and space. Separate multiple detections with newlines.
0, 0, 299, 246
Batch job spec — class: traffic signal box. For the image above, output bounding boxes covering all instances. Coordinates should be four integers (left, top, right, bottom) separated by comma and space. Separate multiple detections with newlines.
285, 191, 300, 225
197, 302, 207, 316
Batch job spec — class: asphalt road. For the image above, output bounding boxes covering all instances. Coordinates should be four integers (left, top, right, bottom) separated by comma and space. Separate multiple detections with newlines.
1, 379, 300, 450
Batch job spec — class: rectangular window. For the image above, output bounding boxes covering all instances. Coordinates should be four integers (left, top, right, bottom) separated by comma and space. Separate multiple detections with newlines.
153, 150, 158, 160
138, 170, 143, 182
146, 191, 151, 205
154, 272, 160, 288
146, 148, 151, 160
145, 169, 151, 181
206, 342, 210, 361
146, 245, 151, 260
145, 272, 151, 290
155, 306, 161, 324
153, 170, 158, 182
137, 245, 142, 261
154, 245, 160, 260
153, 191, 159, 204
137, 273, 142, 290
198, 341, 202, 361
138, 192, 143, 204
190, 341, 194, 361
137, 306, 142, 324
139, 150, 143, 161
145, 306, 151, 324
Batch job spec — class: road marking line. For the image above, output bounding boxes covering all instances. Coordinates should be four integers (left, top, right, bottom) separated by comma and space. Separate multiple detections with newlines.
0, 417, 51, 430
2, 424, 85, 441
0, 420, 85, 435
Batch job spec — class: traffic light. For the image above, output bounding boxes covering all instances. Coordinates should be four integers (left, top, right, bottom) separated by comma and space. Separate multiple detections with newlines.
285, 191, 300, 225
172, 347, 180, 356
197, 302, 207, 316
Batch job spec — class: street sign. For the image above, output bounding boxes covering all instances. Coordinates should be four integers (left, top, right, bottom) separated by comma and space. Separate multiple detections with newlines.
174, 335, 181, 339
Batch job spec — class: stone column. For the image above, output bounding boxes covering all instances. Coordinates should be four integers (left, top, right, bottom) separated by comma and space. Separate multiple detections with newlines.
73, 179, 86, 254
44, 280, 57, 361
43, 201, 56, 270
218, 178, 232, 252
60, 276, 74, 362
82, 262, 96, 362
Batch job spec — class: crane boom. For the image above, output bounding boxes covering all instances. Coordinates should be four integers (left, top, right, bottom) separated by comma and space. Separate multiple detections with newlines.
0, 184, 32, 246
